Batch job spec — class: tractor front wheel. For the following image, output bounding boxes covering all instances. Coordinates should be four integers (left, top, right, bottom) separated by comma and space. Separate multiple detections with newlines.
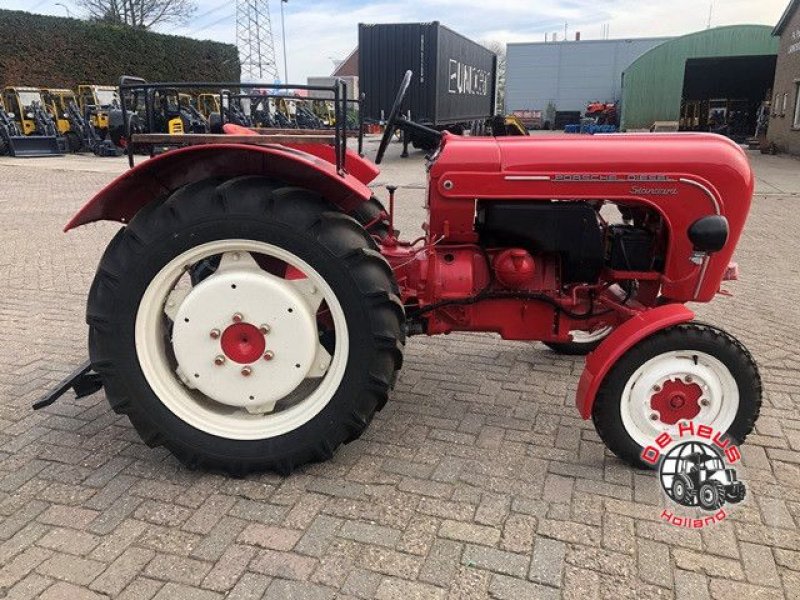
87, 176, 405, 475
592, 323, 761, 469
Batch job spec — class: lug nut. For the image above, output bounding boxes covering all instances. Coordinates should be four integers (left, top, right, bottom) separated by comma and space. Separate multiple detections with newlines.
241, 366, 252, 376
652, 385, 662, 393
650, 413, 660, 421
210, 328, 220, 339
232, 313, 243, 323
259, 324, 271, 335
263, 351, 275, 361
685, 375, 693, 383
700, 398, 710, 407
214, 355, 225, 366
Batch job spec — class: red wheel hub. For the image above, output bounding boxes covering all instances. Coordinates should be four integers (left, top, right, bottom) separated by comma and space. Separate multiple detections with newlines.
650, 379, 703, 425
220, 322, 266, 364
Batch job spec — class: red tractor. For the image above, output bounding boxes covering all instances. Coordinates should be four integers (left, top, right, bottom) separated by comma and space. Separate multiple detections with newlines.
40, 73, 761, 474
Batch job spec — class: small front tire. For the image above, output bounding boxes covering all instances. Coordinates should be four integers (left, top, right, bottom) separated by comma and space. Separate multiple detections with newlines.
592, 323, 761, 469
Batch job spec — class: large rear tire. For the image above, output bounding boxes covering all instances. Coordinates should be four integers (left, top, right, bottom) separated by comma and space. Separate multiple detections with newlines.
591, 323, 761, 469
87, 176, 405, 475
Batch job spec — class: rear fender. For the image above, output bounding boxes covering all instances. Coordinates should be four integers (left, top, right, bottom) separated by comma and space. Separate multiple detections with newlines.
575, 304, 695, 419
65, 144, 374, 231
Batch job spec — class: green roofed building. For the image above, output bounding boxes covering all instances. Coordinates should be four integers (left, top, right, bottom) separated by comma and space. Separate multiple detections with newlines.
621, 25, 779, 135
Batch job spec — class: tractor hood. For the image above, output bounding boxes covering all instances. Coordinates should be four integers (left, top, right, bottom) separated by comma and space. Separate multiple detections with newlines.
432, 132, 754, 194
429, 132, 755, 303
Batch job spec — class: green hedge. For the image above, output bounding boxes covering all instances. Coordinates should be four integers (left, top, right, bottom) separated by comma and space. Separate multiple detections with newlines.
0, 10, 240, 88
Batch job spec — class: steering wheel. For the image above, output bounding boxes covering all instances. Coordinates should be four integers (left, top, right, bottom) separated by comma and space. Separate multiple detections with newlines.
375, 70, 413, 165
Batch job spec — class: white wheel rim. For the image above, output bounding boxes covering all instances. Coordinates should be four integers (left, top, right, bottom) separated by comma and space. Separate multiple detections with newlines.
569, 326, 612, 344
135, 239, 349, 440
620, 350, 739, 448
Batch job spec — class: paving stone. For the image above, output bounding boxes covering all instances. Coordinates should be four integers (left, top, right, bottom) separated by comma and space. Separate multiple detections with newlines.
674, 569, 711, 600
201, 543, 256, 592
39, 581, 109, 600
439, 520, 500, 546
562, 565, 600, 600
708, 578, 782, 600
339, 520, 402, 547
673, 548, 746, 581
238, 523, 303, 551
90, 547, 155, 595
375, 577, 446, 600
739, 542, 781, 587
36, 526, 100, 556
249, 548, 318, 580
461, 544, 528, 578
488, 574, 560, 600
116, 577, 164, 600
341, 569, 384, 598
528, 536, 566, 587
151, 582, 223, 600
263, 579, 336, 600
2, 572, 53, 600
637, 539, 673, 588
143, 553, 212, 586
361, 546, 423, 579
419, 539, 464, 587
225, 573, 272, 600
36, 553, 105, 586
294, 515, 342, 557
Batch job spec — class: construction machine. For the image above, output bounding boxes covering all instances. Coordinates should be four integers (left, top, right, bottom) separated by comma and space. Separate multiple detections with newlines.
77, 85, 119, 137
0, 87, 63, 156
42, 88, 82, 152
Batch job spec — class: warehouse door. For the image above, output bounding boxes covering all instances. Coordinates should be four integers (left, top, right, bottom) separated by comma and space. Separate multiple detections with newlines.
680, 55, 776, 140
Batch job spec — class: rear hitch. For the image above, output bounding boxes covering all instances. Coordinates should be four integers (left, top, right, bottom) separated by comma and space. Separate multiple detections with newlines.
32, 359, 103, 410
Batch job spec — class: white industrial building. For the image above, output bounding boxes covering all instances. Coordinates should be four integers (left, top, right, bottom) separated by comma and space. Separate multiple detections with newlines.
505, 37, 672, 115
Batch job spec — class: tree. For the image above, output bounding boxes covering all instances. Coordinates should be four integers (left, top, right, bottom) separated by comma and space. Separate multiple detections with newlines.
483, 40, 506, 114
72, 0, 197, 29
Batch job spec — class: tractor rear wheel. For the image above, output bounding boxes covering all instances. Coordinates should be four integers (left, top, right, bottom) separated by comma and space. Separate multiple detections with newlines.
87, 176, 405, 475
592, 323, 761, 469
350, 197, 391, 241
698, 481, 726, 510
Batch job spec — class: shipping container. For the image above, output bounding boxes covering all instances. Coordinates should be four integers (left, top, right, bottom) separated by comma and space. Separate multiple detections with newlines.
359, 22, 497, 130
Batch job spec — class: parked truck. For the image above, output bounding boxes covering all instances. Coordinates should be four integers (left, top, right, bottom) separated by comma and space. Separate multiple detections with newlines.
359, 22, 497, 154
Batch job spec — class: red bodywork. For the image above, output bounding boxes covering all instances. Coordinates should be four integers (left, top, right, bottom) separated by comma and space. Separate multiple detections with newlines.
65, 143, 376, 231
67, 131, 753, 419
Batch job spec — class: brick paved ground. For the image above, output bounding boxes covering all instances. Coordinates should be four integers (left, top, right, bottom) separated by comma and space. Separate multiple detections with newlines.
0, 144, 799, 599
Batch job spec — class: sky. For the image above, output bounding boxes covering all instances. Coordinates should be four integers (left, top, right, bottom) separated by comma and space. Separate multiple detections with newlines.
2, 0, 791, 81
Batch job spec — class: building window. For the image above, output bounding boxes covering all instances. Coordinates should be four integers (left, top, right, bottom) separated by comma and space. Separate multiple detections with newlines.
783, 93, 789, 117
795, 83, 800, 129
